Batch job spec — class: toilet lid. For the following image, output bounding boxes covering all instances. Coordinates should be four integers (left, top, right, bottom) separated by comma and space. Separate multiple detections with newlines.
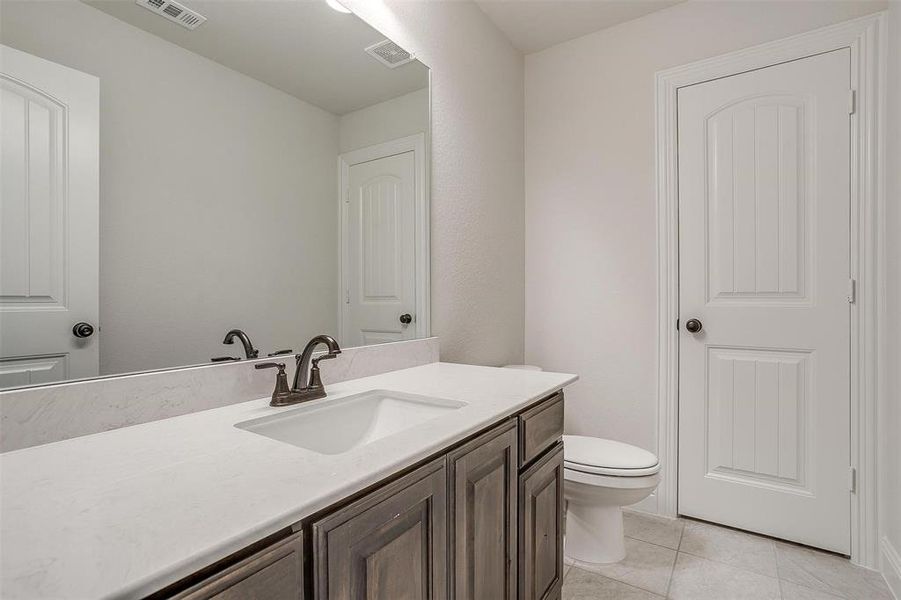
563, 435, 659, 477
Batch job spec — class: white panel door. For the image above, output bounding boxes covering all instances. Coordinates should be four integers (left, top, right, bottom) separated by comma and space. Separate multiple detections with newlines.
343, 151, 416, 346
677, 49, 851, 553
0, 45, 99, 387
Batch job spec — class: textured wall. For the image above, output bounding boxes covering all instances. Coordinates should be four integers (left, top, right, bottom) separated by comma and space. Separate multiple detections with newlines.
524, 0, 886, 460
341, 0, 525, 366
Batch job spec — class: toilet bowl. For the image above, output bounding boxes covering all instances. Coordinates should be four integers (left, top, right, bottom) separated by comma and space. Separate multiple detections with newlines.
563, 435, 660, 564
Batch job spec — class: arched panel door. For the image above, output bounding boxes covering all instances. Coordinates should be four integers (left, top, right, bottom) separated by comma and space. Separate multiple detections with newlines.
342, 150, 416, 347
0, 45, 99, 388
677, 49, 851, 553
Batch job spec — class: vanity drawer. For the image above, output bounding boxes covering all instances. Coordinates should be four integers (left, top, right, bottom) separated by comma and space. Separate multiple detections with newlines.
172, 531, 303, 599
518, 392, 564, 467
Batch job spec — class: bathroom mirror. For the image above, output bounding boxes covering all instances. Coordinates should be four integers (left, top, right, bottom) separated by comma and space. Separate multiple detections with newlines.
0, 0, 430, 390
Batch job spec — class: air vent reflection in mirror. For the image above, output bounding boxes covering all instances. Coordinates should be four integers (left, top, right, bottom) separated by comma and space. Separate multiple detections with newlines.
365, 40, 416, 69
135, 0, 207, 30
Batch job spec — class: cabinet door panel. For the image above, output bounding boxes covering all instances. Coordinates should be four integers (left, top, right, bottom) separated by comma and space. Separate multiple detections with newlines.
313, 458, 447, 600
447, 420, 518, 600
174, 531, 303, 600
519, 443, 564, 600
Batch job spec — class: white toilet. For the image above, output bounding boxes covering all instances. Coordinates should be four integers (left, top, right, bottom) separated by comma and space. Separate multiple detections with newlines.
563, 435, 660, 564
499, 365, 660, 565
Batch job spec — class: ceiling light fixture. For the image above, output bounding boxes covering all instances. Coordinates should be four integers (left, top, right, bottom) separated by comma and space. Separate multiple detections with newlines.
326, 0, 352, 14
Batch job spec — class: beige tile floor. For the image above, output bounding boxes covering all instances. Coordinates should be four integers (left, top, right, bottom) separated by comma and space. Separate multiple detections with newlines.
562, 511, 894, 600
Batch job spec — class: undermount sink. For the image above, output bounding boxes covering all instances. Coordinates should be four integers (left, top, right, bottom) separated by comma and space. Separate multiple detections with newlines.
235, 389, 467, 455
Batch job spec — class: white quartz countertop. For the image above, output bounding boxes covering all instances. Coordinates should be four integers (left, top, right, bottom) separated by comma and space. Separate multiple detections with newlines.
0, 362, 576, 599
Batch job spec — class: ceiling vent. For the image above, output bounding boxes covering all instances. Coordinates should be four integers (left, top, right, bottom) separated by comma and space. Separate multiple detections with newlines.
365, 40, 415, 69
135, 0, 207, 30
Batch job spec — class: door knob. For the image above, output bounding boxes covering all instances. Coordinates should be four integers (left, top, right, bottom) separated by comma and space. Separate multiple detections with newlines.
72, 322, 95, 338
399, 313, 413, 325
685, 318, 703, 334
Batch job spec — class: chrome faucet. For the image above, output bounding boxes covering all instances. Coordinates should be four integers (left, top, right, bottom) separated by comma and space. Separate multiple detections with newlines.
222, 329, 259, 359
255, 334, 341, 406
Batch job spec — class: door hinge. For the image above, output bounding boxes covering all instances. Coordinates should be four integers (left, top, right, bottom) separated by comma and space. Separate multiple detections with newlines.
848, 278, 856, 304
345, 289, 350, 304
849, 90, 856, 115
345, 189, 350, 204
676, 318, 680, 331
849, 467, 857, 493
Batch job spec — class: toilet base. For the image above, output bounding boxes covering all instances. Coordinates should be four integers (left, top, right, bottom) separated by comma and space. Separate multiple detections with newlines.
564, 502, 626, 564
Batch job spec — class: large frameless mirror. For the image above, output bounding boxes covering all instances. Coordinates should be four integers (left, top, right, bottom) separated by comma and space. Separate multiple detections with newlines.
0, 0, 430, 390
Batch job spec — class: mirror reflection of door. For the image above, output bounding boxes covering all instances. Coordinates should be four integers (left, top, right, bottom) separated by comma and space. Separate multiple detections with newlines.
341, 144, 419, 346
0, 45, 99, 388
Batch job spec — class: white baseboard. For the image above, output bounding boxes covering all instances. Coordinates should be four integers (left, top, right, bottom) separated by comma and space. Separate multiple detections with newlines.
881, 536, 901, 600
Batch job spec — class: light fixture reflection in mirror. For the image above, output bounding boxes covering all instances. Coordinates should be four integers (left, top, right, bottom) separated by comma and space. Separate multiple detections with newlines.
326, 0, 353, 14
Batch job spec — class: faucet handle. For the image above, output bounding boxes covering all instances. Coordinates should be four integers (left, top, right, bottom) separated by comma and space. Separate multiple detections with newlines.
267, 349, 294, 357
255, 363, 294, 407
311, 353, 339, 368
211, 356, 241, 362
254, 362, 286, 371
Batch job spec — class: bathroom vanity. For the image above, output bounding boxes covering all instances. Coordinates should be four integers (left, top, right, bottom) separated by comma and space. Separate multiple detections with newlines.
173, 391, 563, 600
0, 363, 576, 599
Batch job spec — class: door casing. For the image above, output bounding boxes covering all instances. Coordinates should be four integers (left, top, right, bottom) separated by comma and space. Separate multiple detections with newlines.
338, 133, 430, 344
654, 13, 887, 567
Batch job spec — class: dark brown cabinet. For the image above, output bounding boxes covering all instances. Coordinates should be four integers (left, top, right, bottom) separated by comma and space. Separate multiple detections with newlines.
518, 443, 564, 600
447, 420, 518, 600
173, 531, 304, 600
159, 392, 565, 600
518, 392, 564, 467
311, 457, 448, 600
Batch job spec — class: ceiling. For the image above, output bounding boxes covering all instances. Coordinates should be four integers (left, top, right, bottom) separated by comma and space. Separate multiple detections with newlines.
474, 0, 684, 54
84, 0, 428, 115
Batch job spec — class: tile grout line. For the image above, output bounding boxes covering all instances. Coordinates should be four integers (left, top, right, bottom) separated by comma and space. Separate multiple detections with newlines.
664, 551, 678, 598
773, 541, 785, 599
676, 546, 782, 581
624, 533, 682, 552
571, 555, 671, 598
776, 551, 846, 598
678, 520, 784, 580
622, 515, 685, 597
569, 568, 668, 599
665, 524, 684, 599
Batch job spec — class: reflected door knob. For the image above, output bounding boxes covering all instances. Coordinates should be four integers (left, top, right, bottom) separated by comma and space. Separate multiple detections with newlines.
685, 318, 703, 334
399, 313, 413, 325
72, 322, 95, 338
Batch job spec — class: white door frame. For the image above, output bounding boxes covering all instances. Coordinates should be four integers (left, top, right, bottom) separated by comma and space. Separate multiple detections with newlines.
338, 133, 430, 344
654, 13, 887, 567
